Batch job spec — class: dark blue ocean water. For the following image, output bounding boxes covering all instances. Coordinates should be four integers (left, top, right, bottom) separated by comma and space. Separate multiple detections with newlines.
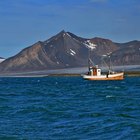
0, 77, 140, 139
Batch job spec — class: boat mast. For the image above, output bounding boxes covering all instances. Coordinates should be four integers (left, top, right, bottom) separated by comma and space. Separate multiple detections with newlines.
87, 42, 96, 70
88, 48, 94, 70
88, 48, 91, 70
108, 54, 114, 74
108, 55, 111, 74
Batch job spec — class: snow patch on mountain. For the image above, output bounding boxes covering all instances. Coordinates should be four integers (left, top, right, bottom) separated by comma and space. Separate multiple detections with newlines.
70, 49, 76, 54
70, 49, 76, 56
63, 34, 65, 37
84, 40, 96, 50
66, 33, 71, 38
66, 32, 80, 43
0, 58, 5, 63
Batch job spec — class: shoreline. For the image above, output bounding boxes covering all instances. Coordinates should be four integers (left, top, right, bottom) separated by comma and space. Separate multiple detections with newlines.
0, 65, 140, 77
0, 71, 140, 77
124, 71, 140, 77
48, 71, 140, 77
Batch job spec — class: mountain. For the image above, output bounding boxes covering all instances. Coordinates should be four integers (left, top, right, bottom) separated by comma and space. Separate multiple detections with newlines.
0, 31, 88, 72
0, 30, 139, 73
111, 40, 140, 65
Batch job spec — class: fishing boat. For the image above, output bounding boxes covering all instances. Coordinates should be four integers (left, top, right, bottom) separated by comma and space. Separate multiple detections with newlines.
82, 49, 124, 80
82, 65, 124, 80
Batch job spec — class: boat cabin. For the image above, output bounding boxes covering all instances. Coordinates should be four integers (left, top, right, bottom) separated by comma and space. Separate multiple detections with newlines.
88, 65, 101, 76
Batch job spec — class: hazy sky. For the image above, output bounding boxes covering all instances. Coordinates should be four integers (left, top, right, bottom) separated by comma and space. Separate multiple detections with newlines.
0, 0, 140, 58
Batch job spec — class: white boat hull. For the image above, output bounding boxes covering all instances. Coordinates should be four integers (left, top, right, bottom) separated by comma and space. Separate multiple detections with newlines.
82, 72, 124, 80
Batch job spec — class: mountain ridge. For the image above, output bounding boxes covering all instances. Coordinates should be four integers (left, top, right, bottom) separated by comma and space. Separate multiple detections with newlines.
0, 30, 139, 73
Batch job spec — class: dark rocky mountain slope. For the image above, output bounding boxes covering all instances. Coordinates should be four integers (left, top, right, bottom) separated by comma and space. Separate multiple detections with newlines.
0, 30, 139, 73
111, 41, 140, 65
